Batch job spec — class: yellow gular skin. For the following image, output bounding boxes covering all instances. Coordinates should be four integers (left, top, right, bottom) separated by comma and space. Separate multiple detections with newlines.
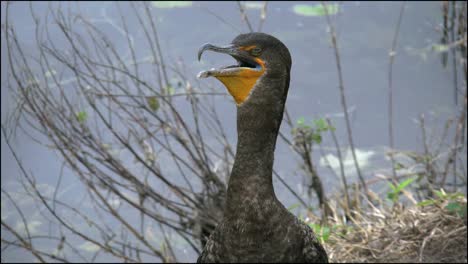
215, 58, 265, 105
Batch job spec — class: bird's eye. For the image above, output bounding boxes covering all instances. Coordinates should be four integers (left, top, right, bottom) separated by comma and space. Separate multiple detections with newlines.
250, 47, 262, 56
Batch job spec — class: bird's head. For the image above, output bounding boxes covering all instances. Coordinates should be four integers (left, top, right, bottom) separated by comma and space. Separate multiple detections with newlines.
198, 32, 291, 106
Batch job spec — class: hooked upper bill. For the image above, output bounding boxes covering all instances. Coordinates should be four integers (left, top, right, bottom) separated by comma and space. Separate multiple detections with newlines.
197, 43, 265, 104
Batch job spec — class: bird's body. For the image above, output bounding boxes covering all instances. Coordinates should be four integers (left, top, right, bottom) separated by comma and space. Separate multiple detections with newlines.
197, 32, 328, 263
199, 199, 327, 263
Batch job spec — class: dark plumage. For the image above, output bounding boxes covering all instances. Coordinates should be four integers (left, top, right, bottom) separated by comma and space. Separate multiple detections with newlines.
197, 32, 328, 263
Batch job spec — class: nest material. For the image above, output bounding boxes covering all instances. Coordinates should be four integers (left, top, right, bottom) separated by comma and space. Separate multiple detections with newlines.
325, 200, 467, 263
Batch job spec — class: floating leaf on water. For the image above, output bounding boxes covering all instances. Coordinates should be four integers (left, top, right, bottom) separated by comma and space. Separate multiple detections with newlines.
145, 226, 157, 242
404, 46, 429, 62
26, 77, 40, 87
245, 2, 264, 9
142, 140, 156, 165
122, 191, 139, 204
36, 183, 56, 197
151, 1, 192, 8
147, 96, 160, 111
15, 220, 42, 235
79, 241, 100, 252
319, 148, 375, 177
169, 77, 183, 88
45, 70, 57, 78
101, 143, 111, 150
107, 197, 121, 209
166, 86, 176, 95
431, 44, 450, 53
76, 111, 88, 123
142, 55, 155, 63
293, 3, 339, 17
287, 203, 300, 211
296, 117, 305, 126
1, 200, 10, 221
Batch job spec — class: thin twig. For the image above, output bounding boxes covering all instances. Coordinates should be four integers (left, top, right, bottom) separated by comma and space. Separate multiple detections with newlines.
257, 1, 268, 32
387, 2, 406, 183
326, 118, 350, 215
321, 1, 369, 197
237, 1, 254, 32
200, 6, 242, 33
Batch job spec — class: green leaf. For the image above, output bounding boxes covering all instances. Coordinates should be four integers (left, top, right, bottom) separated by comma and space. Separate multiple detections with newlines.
166, 86, 175, 95
433, 190, 446, 199
458, 204, 467, 218
394, 163, 404, 170
321, 226, 331, 242
431, 44, 450, 53
79, 241, 100, 252
311, 133, 322, 144
387, 178, 416, 203
244, 2, 263, 9
445, 202, 462, 212
45, 70, 57, 78
388, 182, 397, 192
314, 118, 328, 131
76, 111, 88, 123
298, 213, 303, 221
15, 220, 42, 235
417, 199, 435, 207
151, 1, 192, 8
309, 224, 331, 242
309, 223, 320, 232
287, 203, 300, 211
293, 3, 339, 17
446, 192, 465, 200
395, 177, 416, 192
297, 117, 305, 126
445, 202, 466, 218
147, 96, 160, 111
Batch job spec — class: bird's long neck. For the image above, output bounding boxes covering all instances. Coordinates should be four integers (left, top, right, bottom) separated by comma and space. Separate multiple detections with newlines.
224, 95, 285, 220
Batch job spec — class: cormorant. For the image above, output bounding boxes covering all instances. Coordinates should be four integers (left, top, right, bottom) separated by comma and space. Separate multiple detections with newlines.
197, 32, 328, 263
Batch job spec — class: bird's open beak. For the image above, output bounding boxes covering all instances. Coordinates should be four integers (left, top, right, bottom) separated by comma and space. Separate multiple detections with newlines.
197, 43, 265, 105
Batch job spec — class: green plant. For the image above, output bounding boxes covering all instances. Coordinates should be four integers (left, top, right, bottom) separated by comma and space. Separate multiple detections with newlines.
287, 203, 300, 212
75, 111, 88, 123
417, 190, 466, 218
292, 3, 339, 17
292, 117, 336, 145
387, 177, 416, 203
309, 223, 331, 243
147, 96, 160, 111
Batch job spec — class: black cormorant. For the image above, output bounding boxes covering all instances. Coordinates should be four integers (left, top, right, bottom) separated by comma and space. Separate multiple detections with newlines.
197, 32, 328, 263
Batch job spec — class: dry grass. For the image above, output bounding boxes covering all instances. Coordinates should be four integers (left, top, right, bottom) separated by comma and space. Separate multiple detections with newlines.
319, 196, 467, 263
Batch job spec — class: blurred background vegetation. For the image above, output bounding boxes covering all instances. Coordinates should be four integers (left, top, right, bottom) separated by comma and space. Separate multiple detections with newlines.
1, 1, 466, 262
